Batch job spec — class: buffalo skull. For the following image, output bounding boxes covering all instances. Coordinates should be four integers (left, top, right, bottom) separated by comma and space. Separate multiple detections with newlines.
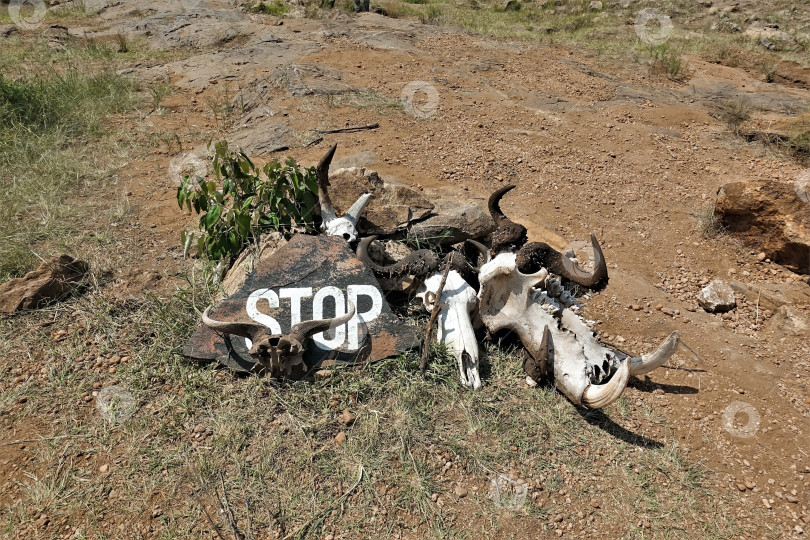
478, 251, 679, 408
202, 302, 356, 377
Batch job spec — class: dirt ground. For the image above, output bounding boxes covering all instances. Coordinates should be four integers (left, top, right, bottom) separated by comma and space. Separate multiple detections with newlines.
1, 0, 810, 538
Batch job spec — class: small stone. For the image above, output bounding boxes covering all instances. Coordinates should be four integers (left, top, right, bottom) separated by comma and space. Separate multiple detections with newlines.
697, 280, 736, 313
99, 464, 109, 473
737, 483, 747, 491
631, 304, 642, 311
762, 498, 771, 509
334, 432, 347, 445
786, 495, 799, 503
745, 480, 756, 489
757, 252, 767, 261
588, 0, 602, 10
340, 409, 356, 426
454, 486, 468, 498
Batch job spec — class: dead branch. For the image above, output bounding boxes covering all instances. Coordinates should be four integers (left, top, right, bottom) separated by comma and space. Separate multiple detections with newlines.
219, 472, 245, 540
282, 465, 364, 540
317, 123, 380, 134
420, 253, 454, 374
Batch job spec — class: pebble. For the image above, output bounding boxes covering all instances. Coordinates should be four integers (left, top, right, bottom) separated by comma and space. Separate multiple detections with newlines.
99, 464, 109, 473
340, 409, 356, 426
334, 432, 347, 445
454, 486, 468, 498
762, 498, 772, 509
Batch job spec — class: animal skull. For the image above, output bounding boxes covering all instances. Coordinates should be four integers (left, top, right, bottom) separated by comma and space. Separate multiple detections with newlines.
417, 270, 482, 389
477, 252, 679, 408
202, 302, 356, 378
316, 144, 373, 243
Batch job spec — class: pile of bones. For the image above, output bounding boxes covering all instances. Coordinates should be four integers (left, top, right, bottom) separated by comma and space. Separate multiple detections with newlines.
202, 144, 681, 409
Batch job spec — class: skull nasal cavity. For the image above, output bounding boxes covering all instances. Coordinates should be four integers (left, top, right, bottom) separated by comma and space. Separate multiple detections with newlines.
269, 337, 281, 346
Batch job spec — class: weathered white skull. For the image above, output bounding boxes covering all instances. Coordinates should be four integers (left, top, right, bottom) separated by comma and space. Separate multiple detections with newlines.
316, 143, 372, 243
417, 270, 481, 389
320, 193, 373, 243
477, 252, 679, 408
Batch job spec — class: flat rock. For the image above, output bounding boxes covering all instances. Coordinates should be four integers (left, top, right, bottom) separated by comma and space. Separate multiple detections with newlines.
183, 234, 418, 374
408, 198, 495, 246
729, 281, 810, 311
271, 63, 356, 97
228, 120, 292, 156
327, 167, 434, 235
0, 255, 89, 314
765, 305, 809, 337
697, 279, 737, 313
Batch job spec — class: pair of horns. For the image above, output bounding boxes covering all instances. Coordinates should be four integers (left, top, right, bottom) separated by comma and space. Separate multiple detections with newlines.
488, 184, 608, 288
202, 302, 357, 342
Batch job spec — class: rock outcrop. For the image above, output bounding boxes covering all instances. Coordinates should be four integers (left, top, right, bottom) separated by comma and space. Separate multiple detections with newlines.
714, 180, 810, 274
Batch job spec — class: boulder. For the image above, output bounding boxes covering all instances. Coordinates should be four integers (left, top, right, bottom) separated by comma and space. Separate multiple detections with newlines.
408, 199, 495, 247
714, 180, 810, 274
0, 255, 89, 314
221, 232, 288, 298
327, 167, 434, 235
697, 279, 736, 313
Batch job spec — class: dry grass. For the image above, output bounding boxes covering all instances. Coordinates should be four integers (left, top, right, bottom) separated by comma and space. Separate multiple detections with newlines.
0, 276, 740, 538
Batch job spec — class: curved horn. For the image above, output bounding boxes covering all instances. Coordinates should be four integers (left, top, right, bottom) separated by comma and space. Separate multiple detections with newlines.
289, 301, 356, 341
357, 236, 439, 279
317, 143, 338, 222
516, 235, 608, 288
558, 234, 609, 288
488, 185, 528, 254
344, 192, 373, 224
628, 331, 680, 376
581, 357, 630, 409
202, 306, 264, 340
488, 184, 516, 227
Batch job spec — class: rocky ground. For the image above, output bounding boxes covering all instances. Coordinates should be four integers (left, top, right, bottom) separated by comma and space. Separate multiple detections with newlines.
1, 0, 810, 538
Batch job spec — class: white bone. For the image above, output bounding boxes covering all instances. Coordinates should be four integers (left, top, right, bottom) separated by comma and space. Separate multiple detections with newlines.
477, 252, 677, 408
417, 270, 481, 389
320, 192, 373, 243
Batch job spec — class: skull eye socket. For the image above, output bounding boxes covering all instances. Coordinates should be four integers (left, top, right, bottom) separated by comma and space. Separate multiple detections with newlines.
343, 233, 351, 241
